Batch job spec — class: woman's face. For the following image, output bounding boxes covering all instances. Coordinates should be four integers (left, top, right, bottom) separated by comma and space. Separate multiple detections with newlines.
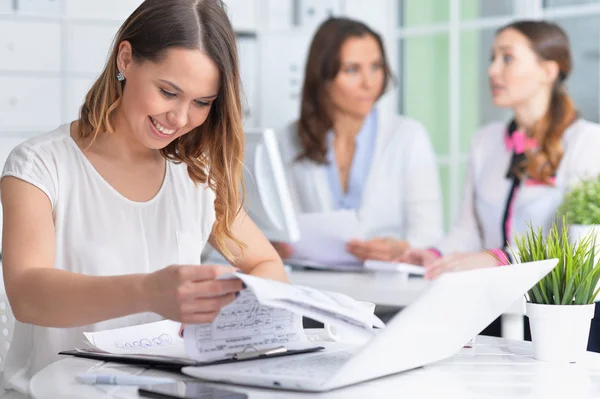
328, 35, 385, 120
488, 28, 555, 109
116, 43, 220, 150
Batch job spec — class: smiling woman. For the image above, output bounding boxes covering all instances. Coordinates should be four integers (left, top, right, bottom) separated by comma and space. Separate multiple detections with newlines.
0, 0, 287, 393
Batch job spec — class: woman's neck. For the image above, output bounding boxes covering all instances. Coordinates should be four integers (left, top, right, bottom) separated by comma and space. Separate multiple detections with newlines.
332, 113, 366, 142
78, 114, 161, 164
513, 89, 552, 132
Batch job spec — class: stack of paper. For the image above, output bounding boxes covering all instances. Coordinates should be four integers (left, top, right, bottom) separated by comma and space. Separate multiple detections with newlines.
63, 273, 384, 366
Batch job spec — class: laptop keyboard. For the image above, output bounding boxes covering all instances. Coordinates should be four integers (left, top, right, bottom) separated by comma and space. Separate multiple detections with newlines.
242, 351, 354, 380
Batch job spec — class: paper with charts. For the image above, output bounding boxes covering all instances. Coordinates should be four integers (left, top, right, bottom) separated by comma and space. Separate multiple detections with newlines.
81, 272, 384, 363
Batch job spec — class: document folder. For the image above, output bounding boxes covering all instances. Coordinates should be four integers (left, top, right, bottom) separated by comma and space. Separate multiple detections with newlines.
59, 345, 324, 369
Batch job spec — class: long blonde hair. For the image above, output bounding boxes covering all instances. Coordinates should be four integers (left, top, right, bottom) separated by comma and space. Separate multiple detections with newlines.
78, 0, 245, 260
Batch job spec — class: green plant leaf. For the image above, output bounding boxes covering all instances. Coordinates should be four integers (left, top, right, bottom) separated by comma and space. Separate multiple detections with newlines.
513, 215, 600, 305
560, 174, 600, 225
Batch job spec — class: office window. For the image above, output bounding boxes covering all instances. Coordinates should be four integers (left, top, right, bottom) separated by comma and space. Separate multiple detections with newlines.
551, 15, 600, 123
400, 34, 450, 157
398, 0, 448, 27
545, 0, 600, 7
459, 28, 510, 154
460, 0, 514, 20
394, 0, 600, 229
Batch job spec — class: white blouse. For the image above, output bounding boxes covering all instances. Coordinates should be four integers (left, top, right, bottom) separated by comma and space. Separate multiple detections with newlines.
436, 118, 600, 255
277, 113, 444, 248
1, 124, 216, 392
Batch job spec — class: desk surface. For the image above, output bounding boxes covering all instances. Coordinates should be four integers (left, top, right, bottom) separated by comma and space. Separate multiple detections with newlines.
27, 336, 600, 399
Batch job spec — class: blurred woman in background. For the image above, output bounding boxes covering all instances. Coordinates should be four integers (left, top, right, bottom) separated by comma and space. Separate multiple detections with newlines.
401, 20, 600, 350
275, 17, 443, 262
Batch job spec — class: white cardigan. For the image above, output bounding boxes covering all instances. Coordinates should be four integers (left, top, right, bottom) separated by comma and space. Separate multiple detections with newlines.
436, 118, 600, 254
277, 113, 443, 247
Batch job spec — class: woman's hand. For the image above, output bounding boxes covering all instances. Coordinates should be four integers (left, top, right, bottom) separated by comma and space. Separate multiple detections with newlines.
424, 251, 499, 280
271, 242, 294, 260
142, 264, 242, 324
400, 248, 439, 267
346, 238, 409, 262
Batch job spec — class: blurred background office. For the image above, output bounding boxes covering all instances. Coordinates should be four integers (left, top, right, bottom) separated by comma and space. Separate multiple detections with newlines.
1, 0, 600, 245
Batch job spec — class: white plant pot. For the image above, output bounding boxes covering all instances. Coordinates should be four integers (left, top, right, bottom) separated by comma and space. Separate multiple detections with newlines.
527, 302, 595, 362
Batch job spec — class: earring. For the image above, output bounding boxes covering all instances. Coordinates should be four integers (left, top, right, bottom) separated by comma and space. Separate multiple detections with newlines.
116, 70, 125, 82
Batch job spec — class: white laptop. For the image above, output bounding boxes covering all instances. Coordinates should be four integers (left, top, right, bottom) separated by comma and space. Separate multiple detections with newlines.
182, 259, 557, 392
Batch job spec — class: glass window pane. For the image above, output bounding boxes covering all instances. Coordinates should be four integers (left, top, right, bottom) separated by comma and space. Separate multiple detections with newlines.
400, 34, 450, 156
438, 164, 451, 231
398, 0, 448, 27
461, 0, 514, 20
440, 162, 468, 230
459, 28, 510, 154
552, 16, 600, 122
544, 0, 600, 7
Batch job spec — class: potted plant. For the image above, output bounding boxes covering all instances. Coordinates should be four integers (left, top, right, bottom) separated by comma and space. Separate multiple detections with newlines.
512, 218, 600, 362
560, 174, 600, 246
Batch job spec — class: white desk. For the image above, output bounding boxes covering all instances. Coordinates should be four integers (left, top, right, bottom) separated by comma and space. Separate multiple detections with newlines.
27, 336, 600, 399
288, 268, 526, 339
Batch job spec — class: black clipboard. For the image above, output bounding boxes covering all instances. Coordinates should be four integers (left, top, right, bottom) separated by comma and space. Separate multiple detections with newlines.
59, 345, 325, 370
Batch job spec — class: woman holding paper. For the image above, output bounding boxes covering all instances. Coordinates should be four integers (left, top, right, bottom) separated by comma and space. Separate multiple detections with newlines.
275, 17, 443, 262
401, 21, 600, 281
0, 0, 286, 390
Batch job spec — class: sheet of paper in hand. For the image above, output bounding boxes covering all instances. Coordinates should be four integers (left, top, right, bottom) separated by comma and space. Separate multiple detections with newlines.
64, 273, 383, 367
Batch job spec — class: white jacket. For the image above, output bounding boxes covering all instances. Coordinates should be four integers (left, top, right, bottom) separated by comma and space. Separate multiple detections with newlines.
436, 118, 600, 254
277, 113, 443, 247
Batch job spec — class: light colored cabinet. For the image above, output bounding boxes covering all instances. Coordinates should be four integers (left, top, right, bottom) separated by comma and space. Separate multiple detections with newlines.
0, 21, 61, 72
343, 0, 390, 32
66, 77, 95, 122
295, 0, 340, 29
0, 0, 392, 132
225, 0, 258, 32
0, 0, 13, 13
65, 24, 120, 74
259, 31, 311, 130
0, 77, 61, 130
17, 0, 62, 16
64, 0, 142, 20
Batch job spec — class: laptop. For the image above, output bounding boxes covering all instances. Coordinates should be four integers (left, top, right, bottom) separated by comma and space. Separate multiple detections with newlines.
182, 259, 557, 392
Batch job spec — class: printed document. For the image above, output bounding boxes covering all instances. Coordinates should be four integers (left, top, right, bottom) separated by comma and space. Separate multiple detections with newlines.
80, 273, 384, 363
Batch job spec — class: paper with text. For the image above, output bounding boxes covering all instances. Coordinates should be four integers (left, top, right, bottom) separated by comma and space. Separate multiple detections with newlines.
292, 210, 365, 266
81, 274, 383, 363
184, 290, 311, 362
83, 319, 186, 358
234, 273, 384, 338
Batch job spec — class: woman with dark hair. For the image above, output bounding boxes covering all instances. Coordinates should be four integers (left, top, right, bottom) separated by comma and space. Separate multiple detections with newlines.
275, 17, 443, 262
0, 0, 286, 390
404, 21, 600, 282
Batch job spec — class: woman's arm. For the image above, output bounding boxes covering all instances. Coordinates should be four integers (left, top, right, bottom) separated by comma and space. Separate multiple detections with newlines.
1, 177, 241, 328
209, 208, 289, 282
